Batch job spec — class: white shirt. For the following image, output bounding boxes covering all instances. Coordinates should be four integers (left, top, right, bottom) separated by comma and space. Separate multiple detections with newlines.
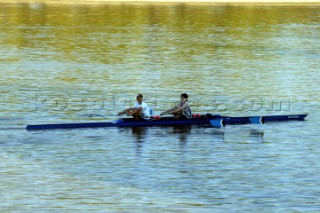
133, 101, 150, 117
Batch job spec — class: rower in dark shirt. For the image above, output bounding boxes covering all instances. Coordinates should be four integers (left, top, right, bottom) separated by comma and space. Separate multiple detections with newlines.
160, 93, 192, 118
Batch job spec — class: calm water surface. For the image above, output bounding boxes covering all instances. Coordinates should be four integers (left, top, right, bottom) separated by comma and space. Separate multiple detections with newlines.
1, 2, 320, 212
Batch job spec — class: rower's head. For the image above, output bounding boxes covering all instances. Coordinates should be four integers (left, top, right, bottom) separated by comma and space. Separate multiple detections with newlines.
180, 93, 188, 102
136, 94, 143, 104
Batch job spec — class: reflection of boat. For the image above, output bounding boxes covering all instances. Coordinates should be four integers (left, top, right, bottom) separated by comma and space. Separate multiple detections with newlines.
26, 114, 308, 130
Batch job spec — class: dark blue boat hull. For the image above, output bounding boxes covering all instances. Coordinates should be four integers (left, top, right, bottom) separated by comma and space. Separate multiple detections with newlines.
26, 114, 308, 130
223, 114, 307, 125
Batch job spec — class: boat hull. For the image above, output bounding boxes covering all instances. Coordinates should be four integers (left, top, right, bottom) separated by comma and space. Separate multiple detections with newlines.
26, 114, 308, 130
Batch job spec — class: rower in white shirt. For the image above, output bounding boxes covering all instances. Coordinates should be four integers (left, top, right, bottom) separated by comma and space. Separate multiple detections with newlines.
118, 94, 150, 119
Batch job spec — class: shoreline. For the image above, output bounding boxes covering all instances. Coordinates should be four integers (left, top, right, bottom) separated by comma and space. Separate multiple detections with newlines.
1, 0, 320, 3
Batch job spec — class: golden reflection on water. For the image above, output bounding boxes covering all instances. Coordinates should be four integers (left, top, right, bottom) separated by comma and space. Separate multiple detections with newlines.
0, 3, 319, 118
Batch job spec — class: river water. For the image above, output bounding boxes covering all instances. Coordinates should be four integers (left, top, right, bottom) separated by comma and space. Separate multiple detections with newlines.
1, 2, 320, 212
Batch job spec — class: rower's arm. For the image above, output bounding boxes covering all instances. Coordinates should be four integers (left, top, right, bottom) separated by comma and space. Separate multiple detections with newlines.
172, 103, 188, 113
117, 107, 132, 116
160, 107, 175, 116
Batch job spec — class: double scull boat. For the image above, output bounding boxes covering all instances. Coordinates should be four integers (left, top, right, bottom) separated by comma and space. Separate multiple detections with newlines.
26, 114, 308, 130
